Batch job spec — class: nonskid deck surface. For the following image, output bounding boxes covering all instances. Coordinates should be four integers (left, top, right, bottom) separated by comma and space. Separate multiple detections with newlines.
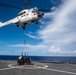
0, 60, 76, 75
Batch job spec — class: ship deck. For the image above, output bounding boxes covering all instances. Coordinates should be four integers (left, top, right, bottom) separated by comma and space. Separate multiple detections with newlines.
0, 60, 76, 75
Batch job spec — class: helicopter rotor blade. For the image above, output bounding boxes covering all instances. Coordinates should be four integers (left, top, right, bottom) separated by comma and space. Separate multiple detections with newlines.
25, 0, 29, 9
0, 2, 22, 9
38, 9, 54, 13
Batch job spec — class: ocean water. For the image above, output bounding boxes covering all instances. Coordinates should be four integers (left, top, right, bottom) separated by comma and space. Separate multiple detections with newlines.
0, 55, 76, 64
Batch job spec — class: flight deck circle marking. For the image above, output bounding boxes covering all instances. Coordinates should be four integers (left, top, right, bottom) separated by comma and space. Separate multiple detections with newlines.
8, 63, 48, 70
0, 68, 14, 71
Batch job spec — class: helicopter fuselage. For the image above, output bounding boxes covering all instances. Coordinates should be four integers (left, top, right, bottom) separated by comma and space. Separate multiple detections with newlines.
16, 8, 44, 29
0, 7, 44, 30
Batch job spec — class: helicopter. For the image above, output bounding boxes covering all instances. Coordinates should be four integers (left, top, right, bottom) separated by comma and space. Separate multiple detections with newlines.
0, 0, 53, 30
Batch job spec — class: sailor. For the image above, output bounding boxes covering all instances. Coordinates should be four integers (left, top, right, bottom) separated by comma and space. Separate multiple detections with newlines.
19, 56, 22, 60
17, 56, 25, 65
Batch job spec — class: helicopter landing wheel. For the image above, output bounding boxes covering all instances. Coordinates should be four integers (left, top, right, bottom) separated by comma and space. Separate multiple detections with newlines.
22, 26, 26, 30
17, 25, 19, 27
23, 27, 25, 30
36, 22, 38, 24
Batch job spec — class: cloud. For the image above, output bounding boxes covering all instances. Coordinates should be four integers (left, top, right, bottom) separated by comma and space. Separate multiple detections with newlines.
0, 52, 2, 54
24, 32, 40, 40
51, 0, 60, 4
48, 46, 61, 54
36, 0, 76, 55
38, 0, 76, 44
9, 44, 49, 56
48, 46, 76, 54
9, 44, 24, 47
9, 44, 48, 50
51, 6, 57, 12
9, 43, 76, 56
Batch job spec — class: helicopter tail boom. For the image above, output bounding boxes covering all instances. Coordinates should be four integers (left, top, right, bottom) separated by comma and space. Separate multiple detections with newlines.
0, 22, 3, 27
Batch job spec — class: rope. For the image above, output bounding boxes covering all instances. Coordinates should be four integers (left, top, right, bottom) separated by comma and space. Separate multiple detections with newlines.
23, 30, 28, 57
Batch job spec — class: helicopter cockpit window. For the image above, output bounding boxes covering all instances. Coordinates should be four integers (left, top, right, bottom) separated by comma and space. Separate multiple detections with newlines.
32, 11, 35, 13
24, 11, 26, 13
18, 11, 26, 16
32, 9, 37, 13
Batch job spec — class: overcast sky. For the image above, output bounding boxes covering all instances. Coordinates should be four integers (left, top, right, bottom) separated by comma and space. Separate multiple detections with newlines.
0, 0, 76, 56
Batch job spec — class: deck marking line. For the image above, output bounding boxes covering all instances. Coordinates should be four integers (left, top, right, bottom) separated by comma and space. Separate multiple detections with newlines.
43, 68, 76, 75
8, 64, 19, 68
8, 64, 48, 69
8, 65, 16, 68
0, 68, 14, 71
34, 65, 48, 69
